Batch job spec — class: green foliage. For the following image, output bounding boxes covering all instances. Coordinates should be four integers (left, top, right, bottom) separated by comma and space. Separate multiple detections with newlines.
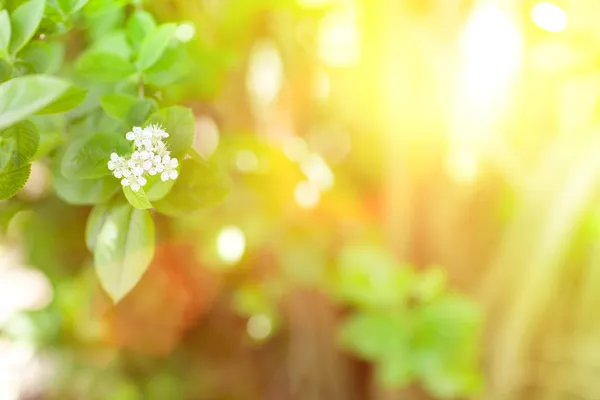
92, 202, 155, 302
137, 23, 176, 71
153, 157, 229, 217
336, 245, 482, 398
9, 0, 45, 55
123, 185, 152, 209
145, 106, 194, 157
61, 132, 130, 179
0, 75, 70, 129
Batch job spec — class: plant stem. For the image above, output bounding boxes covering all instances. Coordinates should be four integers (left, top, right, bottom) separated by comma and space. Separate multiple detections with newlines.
138, 77, 145, 99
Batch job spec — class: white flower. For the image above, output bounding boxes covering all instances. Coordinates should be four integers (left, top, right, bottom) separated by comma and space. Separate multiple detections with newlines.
108, 123, 180, 191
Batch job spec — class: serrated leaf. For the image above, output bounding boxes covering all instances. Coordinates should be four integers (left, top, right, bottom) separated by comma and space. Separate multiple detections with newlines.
76, 51, 135, 82
137, 23, 176, 71
0, 120, 39, 170
36, 86, 87, 115
145, 106, 194, 157
126, 10, 155, 46
93, 202, 155, 302
9, 0, 46, 54
153, 158, 229, 217
0, 11, 10, 59
99, 93, 138, 120
61, 132, 130, 179
85, 203, 109, 251
0, 75, 70, 130
0, 163, 31, 200
18, 41, 53, 73
122, 185, 152, 209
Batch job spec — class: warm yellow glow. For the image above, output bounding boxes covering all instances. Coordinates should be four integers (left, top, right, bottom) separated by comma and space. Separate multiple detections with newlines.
300, 154, 334, 191
246, 314, 272, 340
194, 116, 219, 159
294, 181, 320, 209
297, 0, 330, 8
318, 9, 360, 67
531, 2, 568, 33
246, 40, 284, 108
446, 146, 479, 184
282, 136, 309, 162
452, 3, 523, 144
236, 150, 259, 173
216, 226, 246, 264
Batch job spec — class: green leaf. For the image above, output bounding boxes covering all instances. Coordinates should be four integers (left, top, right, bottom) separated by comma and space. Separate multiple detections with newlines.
17, 41, 53, 73
85, 203, 109, 251
142, 45, 190, 87
336, 244, 414, 308
90, 30, 131, 60
58, 0, 88, 14
126, 10, 155, 46
338, 311, 411, 361
0, 75, 70, 130
61, 132, 130, 179
9, 0, 46, 55
145, 106, 194, 157
100, 93, 138, 120
36, 86, 87, 115
153, 158, 229, 217
0, 120, 39, 170
0, 163, 31, 200
76, 51, 135, 82
144, 173, 175, 201
137, 23, 176, 71
0, 11, 11, 58
124, 97, 156, 127
52, 167, 119, 205
122, 185, 152, 209
93, 202, 155, 302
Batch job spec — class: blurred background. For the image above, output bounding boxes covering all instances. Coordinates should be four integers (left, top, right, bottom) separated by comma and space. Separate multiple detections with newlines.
4, 0, 600, 398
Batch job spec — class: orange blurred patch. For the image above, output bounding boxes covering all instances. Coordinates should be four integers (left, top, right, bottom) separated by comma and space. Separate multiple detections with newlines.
97, 241, 221, 356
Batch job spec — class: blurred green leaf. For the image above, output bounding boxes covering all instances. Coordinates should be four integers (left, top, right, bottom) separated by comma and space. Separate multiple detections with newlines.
91, 30, 132, 60
58, 0, 88, 14
336, 244, 414, 308
153, 157, 229, 217
0, 74, 69, 130
145, 106, 194, 157
142, 45, 190, 86
85, 203, 109, 251
9, 0, 45, 54
126, 10, 155, 47
0, 10, 11, 59
36, 86, 87, 115
18, 41, 53, 73
100, 93, 138, 120
76, 51, 135, 82
137, 23, 176, 71
93, 202, 155, 302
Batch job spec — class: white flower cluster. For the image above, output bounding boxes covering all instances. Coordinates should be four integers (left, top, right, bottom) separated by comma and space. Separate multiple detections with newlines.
107, 124, 179, 192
